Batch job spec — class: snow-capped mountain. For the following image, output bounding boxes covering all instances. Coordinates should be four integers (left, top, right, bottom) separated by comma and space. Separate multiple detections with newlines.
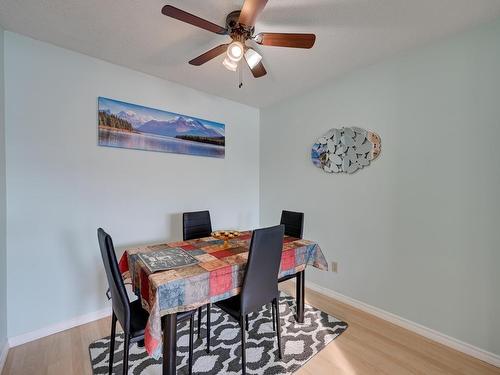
116, 110, 153, 128
138, 116, 223, 138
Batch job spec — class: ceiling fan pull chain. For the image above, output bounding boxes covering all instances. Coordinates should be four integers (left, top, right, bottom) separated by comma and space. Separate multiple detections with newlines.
238, 61, 243, 88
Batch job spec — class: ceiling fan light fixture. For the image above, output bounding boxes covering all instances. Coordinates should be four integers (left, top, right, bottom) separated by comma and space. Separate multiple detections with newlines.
161, 2, 317, 80
244, 48, 262, 69
222, 56, 238, 71
227, 41, 244, 62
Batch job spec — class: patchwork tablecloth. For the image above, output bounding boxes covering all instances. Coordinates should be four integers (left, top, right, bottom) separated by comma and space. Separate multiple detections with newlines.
118, 231, 328, 358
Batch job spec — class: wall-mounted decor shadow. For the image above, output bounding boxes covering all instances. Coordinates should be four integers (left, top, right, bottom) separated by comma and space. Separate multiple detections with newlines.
311, 127, 381, 174
98, 97, 225, 158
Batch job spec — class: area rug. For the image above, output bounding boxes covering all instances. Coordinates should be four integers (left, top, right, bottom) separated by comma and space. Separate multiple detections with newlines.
89, 293, 348, 374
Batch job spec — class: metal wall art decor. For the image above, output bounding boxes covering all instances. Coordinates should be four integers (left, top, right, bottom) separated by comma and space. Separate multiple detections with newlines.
311, 127, 381, 174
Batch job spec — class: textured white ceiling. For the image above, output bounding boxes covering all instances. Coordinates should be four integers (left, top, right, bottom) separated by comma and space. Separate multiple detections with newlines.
1, 0, 500, 108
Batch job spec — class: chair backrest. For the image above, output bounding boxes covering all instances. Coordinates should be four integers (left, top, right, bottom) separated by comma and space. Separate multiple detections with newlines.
97, 228, 130, 331
280, 210, 304, 239
240, 225, 285, 314
183, 210, 212, 241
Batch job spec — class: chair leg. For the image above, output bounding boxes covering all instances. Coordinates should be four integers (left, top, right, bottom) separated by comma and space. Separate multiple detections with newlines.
206, 303, 211, 353
189, 314, 194, 375
197, 306, 203, 338
108, 312, 117, 375
274, 298, 283, 360
240, 316, 247, 375
122, 333, 130, 375
245, 314, 249, 332
271, 302, 276, 331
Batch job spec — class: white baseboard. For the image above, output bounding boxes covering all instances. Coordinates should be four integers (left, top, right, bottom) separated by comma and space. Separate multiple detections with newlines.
303, 280, 500, 368
0, 340, 9, 374
8, 307, 111, 348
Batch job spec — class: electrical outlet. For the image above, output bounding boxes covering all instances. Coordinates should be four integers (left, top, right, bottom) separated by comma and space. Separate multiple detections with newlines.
331, 261, 338, 273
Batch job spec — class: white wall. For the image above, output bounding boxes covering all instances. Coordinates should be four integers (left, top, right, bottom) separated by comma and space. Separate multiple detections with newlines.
260, 19, 500, 355
4, 32, 260, 338
0, 25, 8, 353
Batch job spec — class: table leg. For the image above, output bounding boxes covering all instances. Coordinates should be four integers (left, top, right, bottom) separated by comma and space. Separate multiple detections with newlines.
162, 313, 177, 375
296, 270, 305, 323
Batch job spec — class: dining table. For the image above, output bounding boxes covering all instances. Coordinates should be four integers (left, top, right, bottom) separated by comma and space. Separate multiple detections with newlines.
118, 230, 328, 375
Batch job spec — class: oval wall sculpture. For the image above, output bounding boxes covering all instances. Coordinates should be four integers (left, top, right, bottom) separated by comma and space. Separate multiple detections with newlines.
311, 127, 381, 174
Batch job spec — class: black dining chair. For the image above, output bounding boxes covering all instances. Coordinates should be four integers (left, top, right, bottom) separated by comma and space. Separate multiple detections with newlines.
207, 225, 285, 375
98, 228, 196, 375
183, 210, 212, 241
182, 210, 213, 348
280, 210, 304, 239
278, 210, 304, 284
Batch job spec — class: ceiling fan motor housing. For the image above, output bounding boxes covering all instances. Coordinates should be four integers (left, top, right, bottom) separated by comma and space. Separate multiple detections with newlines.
226, 10, 255, 41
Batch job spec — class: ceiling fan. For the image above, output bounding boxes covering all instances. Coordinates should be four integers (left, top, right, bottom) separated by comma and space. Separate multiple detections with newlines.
161, 0, 316, 79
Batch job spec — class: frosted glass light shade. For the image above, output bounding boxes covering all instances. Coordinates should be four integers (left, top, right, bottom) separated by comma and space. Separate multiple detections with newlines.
222, 56, 238, 71
244, 48, 262, 69
227, 41, 244, 62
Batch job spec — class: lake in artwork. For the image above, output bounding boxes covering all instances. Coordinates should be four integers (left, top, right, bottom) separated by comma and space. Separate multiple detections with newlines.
98, 97, 225, 158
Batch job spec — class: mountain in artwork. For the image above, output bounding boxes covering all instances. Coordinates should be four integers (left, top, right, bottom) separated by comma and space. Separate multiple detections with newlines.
138, 116, 223, 138
116, 110, 153, 128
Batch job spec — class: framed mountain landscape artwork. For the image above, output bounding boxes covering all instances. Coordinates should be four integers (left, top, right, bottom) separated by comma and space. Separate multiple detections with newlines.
97, 97, 225, 158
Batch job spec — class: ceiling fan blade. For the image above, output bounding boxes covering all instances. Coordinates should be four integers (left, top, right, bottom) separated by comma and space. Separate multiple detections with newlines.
189, 44, 229, 66
255, 33, 316, 48
247, 60, 267, 78
161, 5, 227, 35
238, 0, 268, 27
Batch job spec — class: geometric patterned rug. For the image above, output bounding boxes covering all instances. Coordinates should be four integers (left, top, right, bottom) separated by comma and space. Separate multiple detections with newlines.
89, 293, 348, 375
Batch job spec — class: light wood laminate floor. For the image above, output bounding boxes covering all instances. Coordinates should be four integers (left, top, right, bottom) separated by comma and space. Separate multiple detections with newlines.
2, 282, 499, 375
